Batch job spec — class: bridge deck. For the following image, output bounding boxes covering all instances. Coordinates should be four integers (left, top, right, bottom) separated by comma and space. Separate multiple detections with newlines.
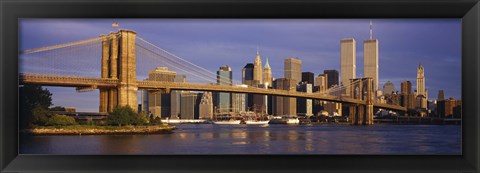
19, 74, 406, 111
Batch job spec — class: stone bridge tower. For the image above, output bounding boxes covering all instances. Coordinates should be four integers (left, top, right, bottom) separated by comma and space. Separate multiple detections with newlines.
349, 77, 374, 125
99, 30, 138, 112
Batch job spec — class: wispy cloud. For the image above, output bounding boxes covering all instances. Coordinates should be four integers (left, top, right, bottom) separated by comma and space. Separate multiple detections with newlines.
21, 19, 461, 111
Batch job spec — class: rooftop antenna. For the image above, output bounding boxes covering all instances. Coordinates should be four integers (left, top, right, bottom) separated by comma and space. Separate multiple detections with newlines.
369, 19, 373, 40
256, 45, 259, 55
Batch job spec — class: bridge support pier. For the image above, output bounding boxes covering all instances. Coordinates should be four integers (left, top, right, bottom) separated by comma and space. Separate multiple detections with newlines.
349, 78, 374, 125
99, 30, 138, 112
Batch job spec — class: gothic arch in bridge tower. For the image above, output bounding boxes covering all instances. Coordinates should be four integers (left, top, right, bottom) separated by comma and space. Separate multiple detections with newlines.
349, 78, 374, 125
99, 30, 138, 112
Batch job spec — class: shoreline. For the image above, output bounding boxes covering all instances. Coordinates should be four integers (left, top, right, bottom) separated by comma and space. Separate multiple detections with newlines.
23, 125, 176, 135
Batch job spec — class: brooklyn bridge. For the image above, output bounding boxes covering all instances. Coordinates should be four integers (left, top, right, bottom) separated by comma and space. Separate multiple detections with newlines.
19, 30, 406, 125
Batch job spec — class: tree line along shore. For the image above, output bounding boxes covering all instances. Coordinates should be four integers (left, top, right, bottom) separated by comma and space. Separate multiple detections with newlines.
20, 85, 175, 135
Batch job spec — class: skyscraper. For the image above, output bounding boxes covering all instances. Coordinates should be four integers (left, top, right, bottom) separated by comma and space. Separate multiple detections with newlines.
171, 74, 187, 119
216, 65, 232, 113
253, 50, 263, 84
340, 38, 356, 95
297, 82, 313, 116
323, 69, 339, 88
232, 92, 247, 113
416, 64, 426, 97
148, 67, 176, 81
401, 80, 412, 95
284, 58, 302, 83
180, 92, 201, 119
416, 64, 428, 110
364, 21, 379, 91
263, 58, 273, 87
175, 74, 187, 83
242, 63, 257, 110
383, 81, 395, 95
315, 74, 328, 93
242, 63, 257, 86
400, 80, 415, 110
170, 91, 182, 119
199, 92, 213, 119
145, 67, 176, 118
364, 39, 379, 91
273, 78, 297, 116
301, 72, 315, 85
438, 90, 445, 101
437, 97, 462, 118
217, 65, 233, 86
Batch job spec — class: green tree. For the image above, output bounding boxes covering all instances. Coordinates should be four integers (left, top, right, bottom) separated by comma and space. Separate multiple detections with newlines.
149, 114, 155, 124
30, 105, 52, 126
133, 111, 149, 126
46, 114, 77, 126
108, 106, 133, 126
86, 117, 95, 126
19, 85, 53, 128
49, 106, 66, 111
152, 117, 162, 125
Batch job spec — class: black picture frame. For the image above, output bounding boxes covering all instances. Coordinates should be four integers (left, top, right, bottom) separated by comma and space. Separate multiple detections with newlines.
1, 0, 479, 172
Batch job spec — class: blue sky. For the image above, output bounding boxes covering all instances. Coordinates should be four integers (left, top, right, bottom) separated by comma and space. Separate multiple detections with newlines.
19, 19, 461, 112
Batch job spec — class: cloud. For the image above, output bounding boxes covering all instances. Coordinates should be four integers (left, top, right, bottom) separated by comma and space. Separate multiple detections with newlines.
22, 19, 462, 111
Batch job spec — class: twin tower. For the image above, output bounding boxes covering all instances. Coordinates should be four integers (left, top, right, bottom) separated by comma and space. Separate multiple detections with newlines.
340, 38, 379, 95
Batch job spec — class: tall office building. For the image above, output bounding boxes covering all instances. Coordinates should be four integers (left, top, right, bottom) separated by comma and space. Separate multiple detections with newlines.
216, 65, 232, 113
170, 91, 182, 119
323, 70, 339, 88
171, 75, 187, 119
364, 21, 379, 91
416, 64, 426, 97
263, 58, 273, 87
301, 72, 315, 85
145, 67, 176, 118
273, 78, 297, 116
364, 39, 379, 91
148, 67, 176, 81
438, 90, 445, 101
232, 92, 247, 113
383, 81, 395, 95
242, 63, 258, 110
416, 64, 428, 110
253, 50, 263, 84
315, 74, 328, 93
180, 92, 201, 119
401, 80, 412, 95
199, 92, 213, 119
437, 98, 462, 118
400, 80, 415, 110
242, 63, 259, 86
297, 82, 313, 116
217, 65, 233, 85
175, 74, 187, 83
284, 58, 302, 84
340, 38, 356, 95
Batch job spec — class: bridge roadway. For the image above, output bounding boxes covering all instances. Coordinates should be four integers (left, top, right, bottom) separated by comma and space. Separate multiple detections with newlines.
19, 73, 406, 111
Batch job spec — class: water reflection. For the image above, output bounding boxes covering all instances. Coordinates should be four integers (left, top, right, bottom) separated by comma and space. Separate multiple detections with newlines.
20, 124, 461, 155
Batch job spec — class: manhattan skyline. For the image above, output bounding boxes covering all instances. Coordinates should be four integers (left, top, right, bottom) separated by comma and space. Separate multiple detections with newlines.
20, 19, 461, 112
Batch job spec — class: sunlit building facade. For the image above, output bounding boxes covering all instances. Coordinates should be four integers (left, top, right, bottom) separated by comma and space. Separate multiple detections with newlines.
340, 38, 356, 96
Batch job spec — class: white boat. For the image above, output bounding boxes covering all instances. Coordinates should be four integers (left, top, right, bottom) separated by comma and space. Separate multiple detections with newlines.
285, 118, 300, 124
212, 120, 241, 125
244, 120, 270, 125
268, 115, 299, 124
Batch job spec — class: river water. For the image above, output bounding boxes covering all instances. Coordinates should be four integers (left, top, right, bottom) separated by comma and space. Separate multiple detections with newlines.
20, 124, 461, 155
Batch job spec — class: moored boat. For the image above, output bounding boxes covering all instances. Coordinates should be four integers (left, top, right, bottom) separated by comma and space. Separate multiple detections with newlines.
244, 120, 270, 125
268, 115, 299, 124
212, 119, 241, 125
